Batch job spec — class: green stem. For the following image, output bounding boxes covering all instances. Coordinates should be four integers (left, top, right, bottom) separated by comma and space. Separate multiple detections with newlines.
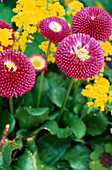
105, 104, 112, 109
37, 71, 45, 108
45, 41, 51, 59
24, 91, 29, 106
71, 79, 80, 107
9, 97, 14, 115
57, 77, 74, 122
37, 41, 51, 108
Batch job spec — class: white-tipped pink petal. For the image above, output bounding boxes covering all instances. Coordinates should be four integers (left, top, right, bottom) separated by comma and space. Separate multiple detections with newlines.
55, 33, 104, 80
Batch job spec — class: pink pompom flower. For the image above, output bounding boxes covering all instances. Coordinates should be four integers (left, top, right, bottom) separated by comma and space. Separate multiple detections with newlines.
55, 33, 104, 80
71, 6, 112, 41
29, 54, 47, 72
38, 16, 70, 43
0, 20, 15, 50
0, 49, 36, 98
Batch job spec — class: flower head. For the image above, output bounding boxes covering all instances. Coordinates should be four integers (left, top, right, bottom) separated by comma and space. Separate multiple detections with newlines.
38, 16, 70, 43
0, 20, 15, 50
29, 54, 47, 72
71, 6, 112, 41
90, 144, 112, 169
0, 49, 36, 98
55, 33, 104, 80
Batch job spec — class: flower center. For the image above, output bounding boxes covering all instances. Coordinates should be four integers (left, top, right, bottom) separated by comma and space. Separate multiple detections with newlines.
4, 61, 17, 72
99, 152, 112, 168
91, 16, 95, 20
49, 21, 62, 32
75, 48, 90, 61
32, 60, 41, 67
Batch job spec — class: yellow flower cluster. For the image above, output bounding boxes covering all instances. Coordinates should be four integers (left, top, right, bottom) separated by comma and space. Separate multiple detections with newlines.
67, 0, 84, 16
39, 41, 56, 63
11, 0, 66, 52
101, 41, 112, 61
13, 30, 34, 52
109, 34, 112, 41
81, 74, 112, 111
0, 28, 13, 51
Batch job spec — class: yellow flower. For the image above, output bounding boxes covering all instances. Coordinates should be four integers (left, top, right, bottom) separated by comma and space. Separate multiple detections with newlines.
81, 74, 112, 111
12, 0, 69, 52
39, 41, 57, 53
0, 28, 13, 49
101, 41, 112, 57
87, 102, 93, 107
109, 34, 112, 41
47, 53, 55, 63
69, 0, 84, 11
110, 128, 112, 134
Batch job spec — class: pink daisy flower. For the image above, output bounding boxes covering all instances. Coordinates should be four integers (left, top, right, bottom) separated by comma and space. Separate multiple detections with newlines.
38, 16, 70, 43
71, 6, 112, 41
29, 54, 47, 72
55, 33, 104, 80
0, 49, 36, 98
0, 20, 15, 50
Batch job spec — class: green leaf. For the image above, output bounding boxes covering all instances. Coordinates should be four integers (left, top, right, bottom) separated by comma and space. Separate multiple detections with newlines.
105, 143, 112, 154
83, 113, 108, 136
0, 110, 15, 138
109, 85, 112, 91
90, 145, 104, 161
104, 68, 112, 76
62, 113, 86, 139
27, 76, 52, 108
37, 134, 71, 165
41, 120, 73, 138
0, 3, 14, 26
108, 76, 112, 83
48, 87, 71, 108
3, 0, 17, 8
89, 160, 107, 170
26, 136, 37, 154
62, 145, 91, 170
81, 0, 96, 6
12, 149, 56, 170
88, 135, 112, 149
55, 161, 72, 170
24, 32, 45, 57
15, 107, 49, 129
48, 75, 64, 88
0, 138, 23, 168
48, 87, 66, 107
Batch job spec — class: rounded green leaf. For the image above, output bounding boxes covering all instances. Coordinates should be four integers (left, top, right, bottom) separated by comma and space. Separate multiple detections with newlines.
0, 110, 15, 138
15, 107, 49, 129
62, 145, 91, 170
83, 113, 108, 136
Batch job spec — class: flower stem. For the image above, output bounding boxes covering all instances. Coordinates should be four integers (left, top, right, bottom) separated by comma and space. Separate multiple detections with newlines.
45, 41, 51, 59
37, 41, 51, 108
71, 79, 80, 107
57, 77, 74, 122
24, 91, 29, 106
9, 97, 14, 115
37, 71, 45, 108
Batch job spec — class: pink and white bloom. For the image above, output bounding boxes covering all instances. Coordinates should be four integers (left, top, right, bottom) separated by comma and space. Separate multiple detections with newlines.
38, 16, 70, 43
55, 33, 104, 80
29, 54, 47, 72
0, 49, 36, 98
71, 6, 112, 41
